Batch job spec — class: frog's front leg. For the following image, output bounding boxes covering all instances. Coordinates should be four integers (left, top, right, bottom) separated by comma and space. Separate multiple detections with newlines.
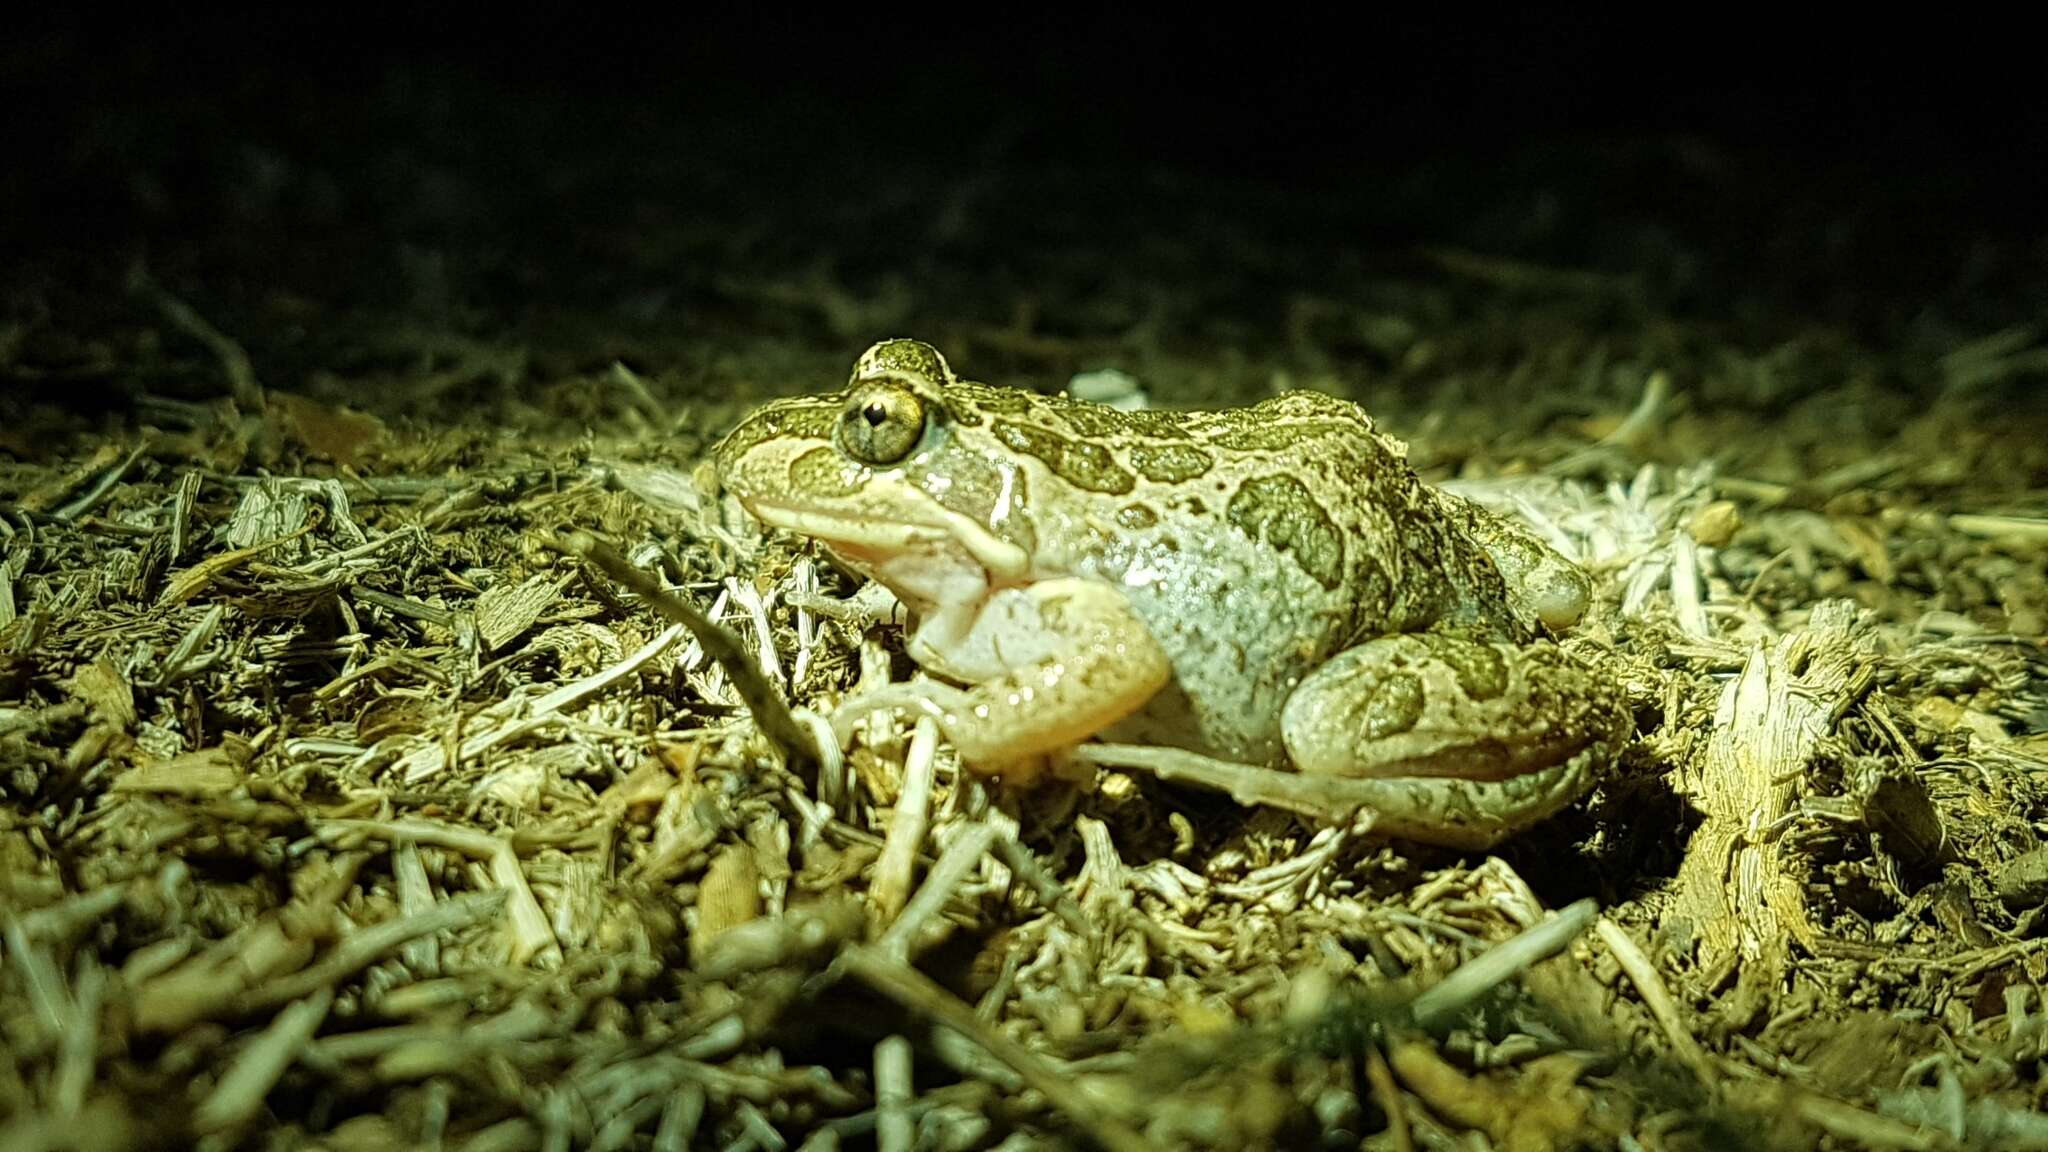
831, 577, 1172, 770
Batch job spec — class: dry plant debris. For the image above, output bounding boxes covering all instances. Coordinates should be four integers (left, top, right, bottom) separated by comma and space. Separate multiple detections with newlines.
4, 318, 2048, 1152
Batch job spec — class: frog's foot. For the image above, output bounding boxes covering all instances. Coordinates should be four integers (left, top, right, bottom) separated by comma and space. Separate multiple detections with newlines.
1434, 491, 1592, 632
1281, 634, 1629, 785
1072, 742, 1604, 850
831, 679, 1060, 782
788, 581, 906, 628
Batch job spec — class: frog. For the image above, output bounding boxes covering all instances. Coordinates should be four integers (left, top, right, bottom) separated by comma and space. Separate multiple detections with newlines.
712, 339, 1631, 848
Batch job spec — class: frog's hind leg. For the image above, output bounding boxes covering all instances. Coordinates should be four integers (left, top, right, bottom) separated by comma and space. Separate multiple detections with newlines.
1079, 632, 1628, 849
1281, 633, 1627, 784
1072, 740, 1599, 850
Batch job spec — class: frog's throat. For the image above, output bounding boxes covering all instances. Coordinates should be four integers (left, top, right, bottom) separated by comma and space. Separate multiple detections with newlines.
743, 500, 1031, 581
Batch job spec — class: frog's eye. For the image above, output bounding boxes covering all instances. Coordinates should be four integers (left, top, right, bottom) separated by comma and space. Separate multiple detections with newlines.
836, 383, 926, 465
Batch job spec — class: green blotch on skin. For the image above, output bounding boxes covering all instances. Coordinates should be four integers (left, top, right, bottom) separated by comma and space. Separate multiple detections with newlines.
1054, 402, 1130, 439
1130, 443, 1213, 484
1210, 417, 1351, 454
1361, 670, 1425, 739
1210, 423, 1293, 453
1115, 504, 1159, 530
1435, 638, 1509, 701
992, 419, 1136, 495
714, 399, 842, 493
1116, 409, 1195, 439
1053, 400, 1195, 441
938, 399, 985, 427
949, 381, 1035, 420
724, 398, 838, 457
1226, 474, 1344, 589
787, 445, 867, 498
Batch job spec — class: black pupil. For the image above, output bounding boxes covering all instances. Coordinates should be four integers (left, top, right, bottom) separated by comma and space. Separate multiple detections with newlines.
863, 402, 888, 427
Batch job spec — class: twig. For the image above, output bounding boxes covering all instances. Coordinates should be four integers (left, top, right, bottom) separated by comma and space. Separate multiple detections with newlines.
876, 821, 999, 963
392, 622, 685, 782
158, 523, 319, 606
1594, 917, 1716, 1084
873, 716, 941, 923
726, 575, 784, 687
1363, 1043, 1415, 1152
192, 989, 335, 1135
8, 881, 130, 941
792, 709, 845, 812
1409, 898, 1599, 1029
653, 1084, 706, 1152
313, 821, 557, 965
52, 442, 148, 523
555, 530, 815, 775
989, 835, 1095, 942
1948, 512, 2048, 545
50, 960, 104, 1120
1, 917, 71, 1039
837, 945, 1160, 1152
875, 1035, 915, 1152
235, 890, 507, 1012
1789, 1085, 1954, 1151
1548, 368, 1672, 475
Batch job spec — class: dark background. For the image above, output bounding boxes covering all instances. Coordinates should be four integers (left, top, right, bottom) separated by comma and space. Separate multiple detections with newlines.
3, 10, 2043, 416
9, 13, 2038, 207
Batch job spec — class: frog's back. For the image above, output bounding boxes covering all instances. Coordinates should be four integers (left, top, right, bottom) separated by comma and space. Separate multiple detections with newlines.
1008, 388, 1521, 761
1174, 390, 1519, 640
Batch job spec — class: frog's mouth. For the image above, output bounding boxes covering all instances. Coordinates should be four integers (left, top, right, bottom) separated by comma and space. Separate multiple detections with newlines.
740, 497, 1031, 582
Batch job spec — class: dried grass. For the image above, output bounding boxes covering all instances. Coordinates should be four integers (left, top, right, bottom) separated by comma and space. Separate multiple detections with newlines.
5, 302, 2048, 1151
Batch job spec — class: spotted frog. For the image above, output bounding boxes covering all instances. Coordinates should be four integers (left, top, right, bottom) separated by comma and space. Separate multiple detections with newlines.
714, 340, 1630, 847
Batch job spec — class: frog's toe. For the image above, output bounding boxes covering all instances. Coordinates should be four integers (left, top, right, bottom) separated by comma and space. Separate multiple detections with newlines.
828, 680, 971, 746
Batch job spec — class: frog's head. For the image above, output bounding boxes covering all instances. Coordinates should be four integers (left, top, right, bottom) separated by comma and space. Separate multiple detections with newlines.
713, 340, 1043, 604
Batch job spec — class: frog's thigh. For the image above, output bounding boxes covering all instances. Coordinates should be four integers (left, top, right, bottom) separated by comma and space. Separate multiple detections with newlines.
930, 577, 1172, 764
1281, 634, 1626, 783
